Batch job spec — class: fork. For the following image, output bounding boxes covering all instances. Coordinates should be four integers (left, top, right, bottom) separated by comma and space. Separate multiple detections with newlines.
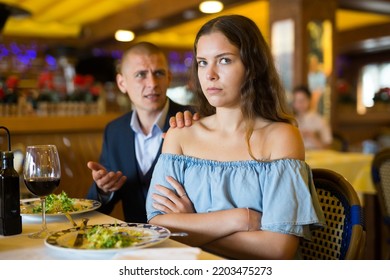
73, 218, 89, 247
64, 212, 77, 227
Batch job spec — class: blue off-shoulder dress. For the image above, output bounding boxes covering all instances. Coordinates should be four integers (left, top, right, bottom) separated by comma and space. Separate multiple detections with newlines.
146, 153, 326, 243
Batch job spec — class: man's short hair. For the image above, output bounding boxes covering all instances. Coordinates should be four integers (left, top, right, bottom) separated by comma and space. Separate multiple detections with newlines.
116, 42, 166, 74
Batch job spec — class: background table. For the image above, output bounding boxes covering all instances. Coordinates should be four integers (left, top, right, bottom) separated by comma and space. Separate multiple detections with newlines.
306, 149, 375, 194
0, 211, 223, 260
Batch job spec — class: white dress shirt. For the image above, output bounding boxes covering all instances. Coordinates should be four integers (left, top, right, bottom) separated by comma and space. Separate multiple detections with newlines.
130, 100, 169, 175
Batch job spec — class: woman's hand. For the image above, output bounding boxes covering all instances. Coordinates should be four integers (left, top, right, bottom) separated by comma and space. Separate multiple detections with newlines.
152, 176, 195, 213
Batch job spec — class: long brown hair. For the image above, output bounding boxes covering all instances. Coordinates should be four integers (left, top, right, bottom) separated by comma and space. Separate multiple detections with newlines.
190, 15, 295, 159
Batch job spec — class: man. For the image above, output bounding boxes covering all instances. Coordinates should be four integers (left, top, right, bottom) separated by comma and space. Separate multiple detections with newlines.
87, 42, 195, 223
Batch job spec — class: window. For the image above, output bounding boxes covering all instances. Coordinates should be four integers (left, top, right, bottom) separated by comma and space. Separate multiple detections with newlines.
358, 62, 390, 114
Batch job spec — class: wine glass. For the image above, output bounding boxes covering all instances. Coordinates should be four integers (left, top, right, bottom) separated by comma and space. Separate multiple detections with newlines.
23, 145, 61, 238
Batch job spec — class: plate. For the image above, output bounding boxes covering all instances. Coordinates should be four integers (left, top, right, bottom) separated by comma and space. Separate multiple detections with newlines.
20, 198, 101, 217
45, 223, 171, 253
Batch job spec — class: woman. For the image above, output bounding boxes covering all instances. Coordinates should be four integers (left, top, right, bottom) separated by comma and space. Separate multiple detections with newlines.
292, 85, 333, 150
146, 15, 325, 259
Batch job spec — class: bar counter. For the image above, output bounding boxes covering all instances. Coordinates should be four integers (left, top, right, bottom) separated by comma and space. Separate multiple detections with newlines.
1, 113, 120, 134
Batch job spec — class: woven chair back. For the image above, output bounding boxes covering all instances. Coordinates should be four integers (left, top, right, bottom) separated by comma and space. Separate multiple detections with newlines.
300, 168, 364, 260
372, 148, 390, 220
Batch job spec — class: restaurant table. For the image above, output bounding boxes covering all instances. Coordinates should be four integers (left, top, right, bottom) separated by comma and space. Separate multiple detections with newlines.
0, 211, 223, 260
305, 149, 375, 194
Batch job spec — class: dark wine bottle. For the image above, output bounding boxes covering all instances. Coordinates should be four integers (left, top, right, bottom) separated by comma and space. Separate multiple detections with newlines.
0, 151, 23, 236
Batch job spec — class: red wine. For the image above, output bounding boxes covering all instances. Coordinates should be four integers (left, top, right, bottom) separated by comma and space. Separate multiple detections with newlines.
24, 178, 60, 196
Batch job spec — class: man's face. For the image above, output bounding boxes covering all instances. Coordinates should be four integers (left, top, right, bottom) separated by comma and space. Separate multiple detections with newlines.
116, 51, 172, 114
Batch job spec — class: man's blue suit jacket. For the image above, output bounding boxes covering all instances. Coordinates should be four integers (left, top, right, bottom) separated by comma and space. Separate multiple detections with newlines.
87, 99, 191, 223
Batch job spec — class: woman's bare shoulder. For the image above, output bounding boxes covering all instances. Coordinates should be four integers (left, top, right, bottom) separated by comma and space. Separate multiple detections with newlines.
162, 126, 185, 154
268, 122, 299, 135
162, 118, 208, 154
264, 122, 305, 160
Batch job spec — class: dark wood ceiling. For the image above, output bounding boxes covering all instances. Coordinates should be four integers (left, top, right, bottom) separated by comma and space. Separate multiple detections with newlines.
81, 0, 390, 52
338, 0, 390, 53
339, 0, 390, 15
1, 0, 390, 54
79, 0, 251, 48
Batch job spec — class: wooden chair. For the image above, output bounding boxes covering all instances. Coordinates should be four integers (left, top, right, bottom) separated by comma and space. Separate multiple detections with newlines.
300, 168, 366, 259
371, 147, 390, 259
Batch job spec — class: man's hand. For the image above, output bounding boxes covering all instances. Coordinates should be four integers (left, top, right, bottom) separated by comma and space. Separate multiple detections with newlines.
169, 110, 200, 128
87, 161, 127, 194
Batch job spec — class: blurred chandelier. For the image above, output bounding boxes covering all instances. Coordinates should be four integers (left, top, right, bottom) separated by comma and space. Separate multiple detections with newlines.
199, 1, 224, 14
115, 30, 135, 42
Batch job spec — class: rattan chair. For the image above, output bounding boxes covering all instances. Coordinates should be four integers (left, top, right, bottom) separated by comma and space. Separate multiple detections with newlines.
300, 168, 366, 259
371, 147, 390, 259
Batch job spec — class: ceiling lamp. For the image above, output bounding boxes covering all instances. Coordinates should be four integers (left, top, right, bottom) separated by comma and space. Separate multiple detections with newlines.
199, 1, 224, 14
115, 30, 135, 42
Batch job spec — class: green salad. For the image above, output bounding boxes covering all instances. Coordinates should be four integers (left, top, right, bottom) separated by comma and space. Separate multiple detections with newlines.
33, 191, 77, 213
85, 225, 146, 249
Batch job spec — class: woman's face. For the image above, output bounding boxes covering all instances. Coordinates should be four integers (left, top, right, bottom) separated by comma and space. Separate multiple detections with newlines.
196, 31, 245, 109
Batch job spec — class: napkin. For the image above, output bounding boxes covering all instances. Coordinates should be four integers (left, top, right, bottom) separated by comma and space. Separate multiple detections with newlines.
112, 247, 201, 260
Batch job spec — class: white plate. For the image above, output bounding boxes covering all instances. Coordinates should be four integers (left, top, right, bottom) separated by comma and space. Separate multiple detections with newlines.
45, 223, 171, 254
20, 198, 101, 217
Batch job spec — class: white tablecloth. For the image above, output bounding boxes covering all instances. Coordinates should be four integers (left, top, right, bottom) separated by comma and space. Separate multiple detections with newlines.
0, 211, 223, 260
305, 150, 375, 194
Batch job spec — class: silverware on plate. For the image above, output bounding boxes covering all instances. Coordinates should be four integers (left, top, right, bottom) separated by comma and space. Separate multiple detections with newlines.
113, 231, 188, 239
64, 212, 77, 227
73, 218, 89, 247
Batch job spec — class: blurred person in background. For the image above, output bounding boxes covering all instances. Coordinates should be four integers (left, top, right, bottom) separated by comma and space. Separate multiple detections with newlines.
292, 85, 332, 150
